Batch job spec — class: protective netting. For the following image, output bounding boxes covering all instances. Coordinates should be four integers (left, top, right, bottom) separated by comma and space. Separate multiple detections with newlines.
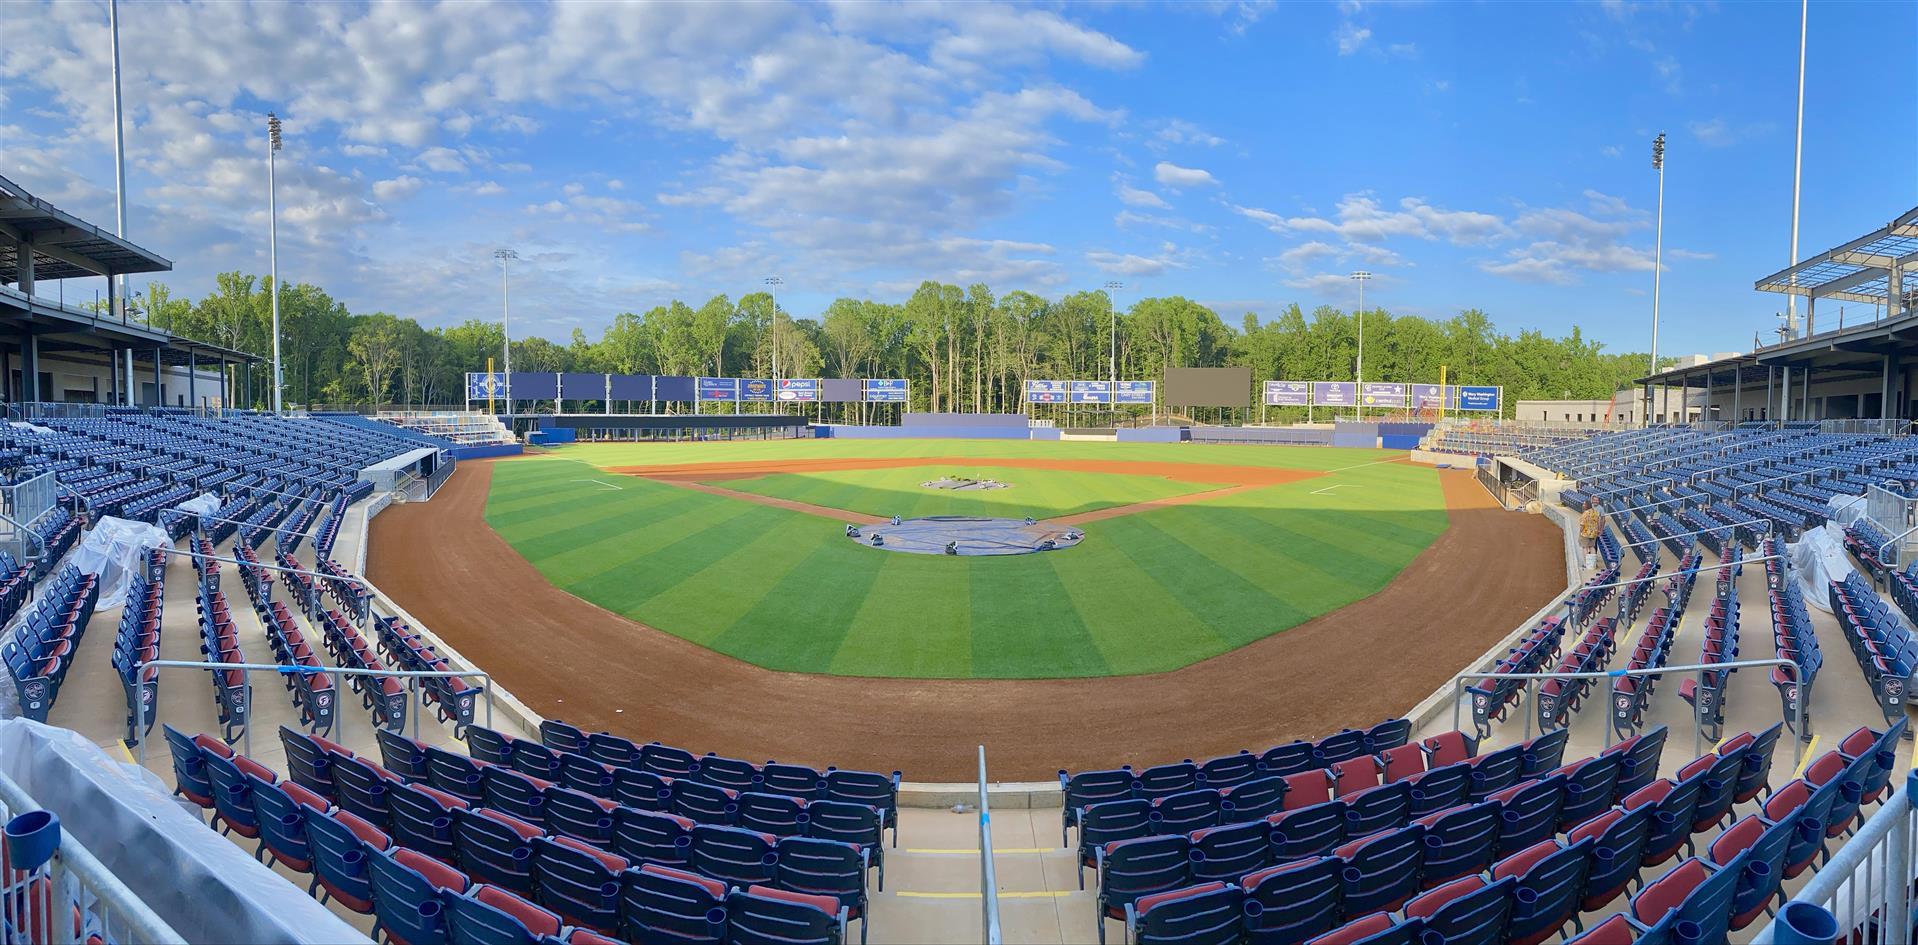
846, 516, 1083, 556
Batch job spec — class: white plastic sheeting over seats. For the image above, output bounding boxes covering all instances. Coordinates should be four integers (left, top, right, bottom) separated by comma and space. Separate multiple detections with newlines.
71, 516, 171, 610
1790, 524, 1857, 614
0, 719, 366, 944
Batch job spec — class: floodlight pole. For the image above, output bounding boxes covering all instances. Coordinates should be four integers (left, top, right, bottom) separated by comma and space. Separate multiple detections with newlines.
1351, 271, 1371, 420
497, 249, 517, 416
1650, 133, 1665, 427
765, 275, 784, 415
267, 113, 284, 414
1787, 0, 1807, 340
109, 0, 129, 324
1105, 280, 1124, 418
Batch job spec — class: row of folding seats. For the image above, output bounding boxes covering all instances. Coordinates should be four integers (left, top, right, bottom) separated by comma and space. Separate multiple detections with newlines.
31, 507, 81, 577
258, 598, 338, 736
1843, 518, 1895, 577
1535, 617, 1619, 731
1596, 526, 1622, 567
1101, 724, 1803, 945
1827, 571, 1916, 725
111, 567, 166, 744
233, 540, 274, 603
279, 496, 320, 553
312, 606, 409, 730
1567, 565, 1620, 626
1764, 539, 1819, 733
1678, 546, 1740, 741
1885, 558, 1918, 638
515, 720, 902, 852
195, 575, 249, 743
0, 549, 35, 629
1611, 551, 1701, 740
1061, 720, 1413, 847
1076, 728, 1584, 892
274, 545, 320, 614
316, 557, 368, 623
1468, 616, 1567, 739
314, 494, 348, 559
162, 726, 864, 945
1617, 557, 1659, 627
373, 615, 483, 735
0, 565, 100, 722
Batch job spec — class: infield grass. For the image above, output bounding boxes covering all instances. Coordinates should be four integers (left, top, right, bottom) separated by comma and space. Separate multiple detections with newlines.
483, 440, 1448, 679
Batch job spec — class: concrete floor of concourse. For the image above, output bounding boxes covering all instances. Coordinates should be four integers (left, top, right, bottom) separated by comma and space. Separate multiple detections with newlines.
36, 493, 1918, 945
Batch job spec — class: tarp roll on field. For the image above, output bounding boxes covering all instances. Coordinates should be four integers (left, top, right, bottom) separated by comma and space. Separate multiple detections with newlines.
1164, 366, 1251, 407
819, 378, 865, 403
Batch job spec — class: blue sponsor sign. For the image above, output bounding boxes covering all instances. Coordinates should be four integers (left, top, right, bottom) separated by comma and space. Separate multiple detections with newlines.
697, 377, 740, 401
777, 378, 819, 402
1114, 380, 1155, 405
1264, 381, 1309, 406
1409, 384, 1446, 408
863, 378, 908, 402
1360, 382, 1407, 407
1457, 386, 1501, 411
1070, 380, 1112, 404
1024, 379, 1068, 404
1312, 382, 1357, 407
467, 372, 506, 400
740, 378, 775, 402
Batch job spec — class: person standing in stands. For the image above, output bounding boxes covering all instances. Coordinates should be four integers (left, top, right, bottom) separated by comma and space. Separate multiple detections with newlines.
1580, 502, 1603, 559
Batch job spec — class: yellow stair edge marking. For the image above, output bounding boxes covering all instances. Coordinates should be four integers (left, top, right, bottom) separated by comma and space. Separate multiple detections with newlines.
1791, 735, 1820, 778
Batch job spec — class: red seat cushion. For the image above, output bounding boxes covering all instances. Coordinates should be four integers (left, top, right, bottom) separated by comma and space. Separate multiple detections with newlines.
395, 848, 469, 893
474, 885, 561, 937
1632, 859, 1709, 923
1307, 912, 1394, 945
641, 863, 726, 899
552, 835, 629, 872
1491, 839, 1560, 881
745, 885, 838, 916
1404, 876, 1487, 920
1136, 881, 1226, 917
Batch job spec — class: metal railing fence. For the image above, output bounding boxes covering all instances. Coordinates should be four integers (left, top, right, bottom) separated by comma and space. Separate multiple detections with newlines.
0, 766, 186, 944
1754, 770, 1917, 944
978, 746, 1001, 945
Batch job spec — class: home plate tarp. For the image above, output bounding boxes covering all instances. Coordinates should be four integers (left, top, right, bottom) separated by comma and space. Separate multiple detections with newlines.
846, 516, 1083, 556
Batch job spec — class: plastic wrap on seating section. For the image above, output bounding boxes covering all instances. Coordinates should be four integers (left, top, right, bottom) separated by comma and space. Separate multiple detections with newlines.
848, 516, 1084, 556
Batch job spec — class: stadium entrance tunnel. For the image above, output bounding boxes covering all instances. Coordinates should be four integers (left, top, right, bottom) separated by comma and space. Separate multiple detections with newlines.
846, 516, 1083, 556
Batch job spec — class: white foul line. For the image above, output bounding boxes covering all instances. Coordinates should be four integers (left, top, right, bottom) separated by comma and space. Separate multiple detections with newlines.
1311, 484, 1362, 495
573, 479, 621, 491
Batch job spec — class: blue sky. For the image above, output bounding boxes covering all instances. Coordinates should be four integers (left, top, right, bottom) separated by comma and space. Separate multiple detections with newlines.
3, 0, 1913, 357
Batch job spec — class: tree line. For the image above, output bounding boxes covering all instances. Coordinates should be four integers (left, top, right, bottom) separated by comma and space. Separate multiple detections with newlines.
134, 273, 1658, 420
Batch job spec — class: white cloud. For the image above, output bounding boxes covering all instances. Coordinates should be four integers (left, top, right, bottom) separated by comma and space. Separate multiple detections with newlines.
1116, 182, 1170, 209
1336, 22, 1372, 55
1687, 117, 1773, 148
1153, 161, 1218, 189
371, 176, 424, 202
1234, 194, 1510, 245
415, 147, 466, 173
1601, 144, 1623, 158
1153, 119, 1225, 148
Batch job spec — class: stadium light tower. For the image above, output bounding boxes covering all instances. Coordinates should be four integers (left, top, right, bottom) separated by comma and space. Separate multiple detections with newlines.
1350, 271, 1371, 419
267, 112, 284, 414
496, 249, 518, 413
1104, 280, 1124, 409
764, 275, 783, 414
109, 0, 129, 324
1650, 132, 1665, 426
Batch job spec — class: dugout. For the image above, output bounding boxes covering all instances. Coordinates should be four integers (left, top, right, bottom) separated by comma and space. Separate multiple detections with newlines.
541, 413, 808, 442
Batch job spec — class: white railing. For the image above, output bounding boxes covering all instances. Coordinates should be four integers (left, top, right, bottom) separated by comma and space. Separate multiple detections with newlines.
978, 745, 1002, 945
0, 768, 186, 944
1754, 770, 1916, 944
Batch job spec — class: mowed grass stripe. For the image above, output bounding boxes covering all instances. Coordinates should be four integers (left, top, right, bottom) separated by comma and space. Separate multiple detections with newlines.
831, 553, 971, 677
492, 480, 703, 546
636, 512, 834, 646
711, 541, 891, 673
560, 501, 788, 613
1113, 512, 1311, 647
966, 554, 1108, 678
508, 486, 720, 565
1041, 541, 1224, 675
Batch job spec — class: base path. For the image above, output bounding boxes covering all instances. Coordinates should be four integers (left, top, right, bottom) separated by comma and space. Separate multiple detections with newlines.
370, 460, 1564, 781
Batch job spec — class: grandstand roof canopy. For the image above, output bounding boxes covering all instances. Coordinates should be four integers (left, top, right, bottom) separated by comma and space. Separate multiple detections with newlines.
0, 173, 173, 283
1754, 205, 1918, 305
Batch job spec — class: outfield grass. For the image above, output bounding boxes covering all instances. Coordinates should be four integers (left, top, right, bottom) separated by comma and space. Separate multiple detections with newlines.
715, 464, 1225, 519
483, 441, 1449, 679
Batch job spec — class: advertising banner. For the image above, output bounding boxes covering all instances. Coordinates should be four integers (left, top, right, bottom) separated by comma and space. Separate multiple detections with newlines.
1264, 381, 1309, 406
1360, 382, 1407, 407
1409, 384, 1447, 408
466, 372, 506, 400
1457, 386, 1501, 412
863, 379, 908, 402
776, 378, 819, 402
1114, 380, 1155, 405
696, 377, 739, 401
739, 378, 775, 402
1312, 381, 1357, 407
1069, 380, 1112, 404
1024, 380, 1069, 404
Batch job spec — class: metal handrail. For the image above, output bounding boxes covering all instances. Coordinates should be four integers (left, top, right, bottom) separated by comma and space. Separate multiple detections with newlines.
1620, 518, 1775, 549
1753, 771, 1916, 944
978, 746, 1001, 945
0, 766, 187, 944
0, 506, 49, 568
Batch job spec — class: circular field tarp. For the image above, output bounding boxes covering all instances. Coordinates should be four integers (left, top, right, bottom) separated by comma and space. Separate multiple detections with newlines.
847, 516, 1083, 556
920, 476, 1009, 490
